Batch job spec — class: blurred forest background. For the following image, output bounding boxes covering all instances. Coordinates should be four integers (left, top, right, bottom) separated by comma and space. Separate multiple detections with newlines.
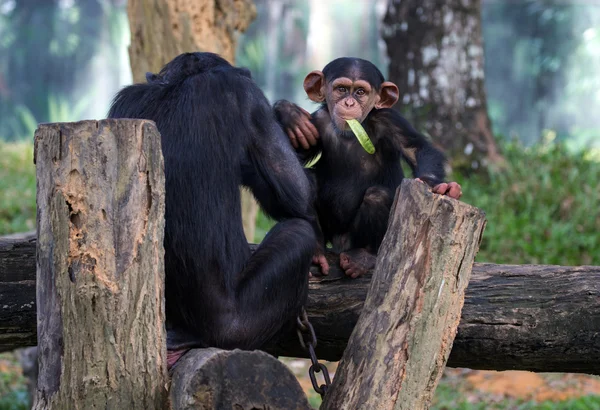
1, 0, 600, 409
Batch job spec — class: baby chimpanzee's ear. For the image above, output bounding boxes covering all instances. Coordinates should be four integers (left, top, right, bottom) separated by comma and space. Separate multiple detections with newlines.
375, 81, 399, 109
303, 71, 326, 103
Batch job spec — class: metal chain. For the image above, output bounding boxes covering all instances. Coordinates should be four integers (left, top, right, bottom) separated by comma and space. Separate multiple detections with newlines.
296, 307, 331, 398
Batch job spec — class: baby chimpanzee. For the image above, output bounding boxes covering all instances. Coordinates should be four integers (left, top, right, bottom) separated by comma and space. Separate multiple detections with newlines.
274, 57, 461, 278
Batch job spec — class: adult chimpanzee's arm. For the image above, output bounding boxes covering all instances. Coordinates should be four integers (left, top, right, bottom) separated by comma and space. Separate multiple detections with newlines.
372, 108, 447, 187
273, 100, 323, 166
242, 99, 314, 222
273, 99, 320, 151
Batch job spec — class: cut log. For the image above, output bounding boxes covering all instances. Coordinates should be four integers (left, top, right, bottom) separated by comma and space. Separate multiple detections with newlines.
33, 120, 168, 409
170, 348, 311, 410
320, 179, 486, 410
1, 246, 600, 374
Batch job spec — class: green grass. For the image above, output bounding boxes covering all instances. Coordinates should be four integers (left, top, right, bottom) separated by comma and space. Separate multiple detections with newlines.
0, 141, 35, 235
432, 381, 600, 410
458, 142, 600, 265
0, 353, 29, 410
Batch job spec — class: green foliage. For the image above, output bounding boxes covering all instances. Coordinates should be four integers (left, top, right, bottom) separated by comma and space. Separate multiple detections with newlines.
0, 141, 35, 235
0, 354, 29, 410
0, 390, 29, 410
432, 382, 600, 409
458, 141, 600, 265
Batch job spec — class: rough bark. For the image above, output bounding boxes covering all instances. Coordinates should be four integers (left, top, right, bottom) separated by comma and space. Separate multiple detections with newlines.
127, 0, 259, 242
33, 120, 168, 409
382, 0, 503, 171
170, 348, 311, 409
2, 237, 600, 374
127, 0, 256, 83
320, 179, 486, 410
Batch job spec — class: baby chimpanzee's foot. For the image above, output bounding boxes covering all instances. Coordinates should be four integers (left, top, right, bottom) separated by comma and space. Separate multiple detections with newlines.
312, 253, 330, 276
339, 248, 376, 278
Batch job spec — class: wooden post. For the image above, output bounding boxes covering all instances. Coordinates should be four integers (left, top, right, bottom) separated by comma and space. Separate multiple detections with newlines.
321, 179, 486, 410
170, 348, 311, 410
34, 120, 168, 409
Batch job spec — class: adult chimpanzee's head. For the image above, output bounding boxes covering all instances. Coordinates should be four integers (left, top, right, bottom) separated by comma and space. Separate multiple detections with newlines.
303, 57, 399, 131
145, 52, 251, 85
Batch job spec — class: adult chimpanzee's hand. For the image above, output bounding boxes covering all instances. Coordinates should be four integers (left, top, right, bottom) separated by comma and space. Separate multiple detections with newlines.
273, 100, 319, 150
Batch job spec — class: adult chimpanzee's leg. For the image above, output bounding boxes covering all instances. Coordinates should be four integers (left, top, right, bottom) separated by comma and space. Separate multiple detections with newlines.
339, 185, 394, 278
211, 218, 314, 349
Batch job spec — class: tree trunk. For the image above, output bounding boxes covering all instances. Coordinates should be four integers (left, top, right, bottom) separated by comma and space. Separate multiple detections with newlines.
33, 120, 168, 409
127, 0, 256, 83
170, 348, 311, 409
127, 0, 259, 241
382, 0, 503, 171
3, 235, 600, 374
321, 179, 486, 410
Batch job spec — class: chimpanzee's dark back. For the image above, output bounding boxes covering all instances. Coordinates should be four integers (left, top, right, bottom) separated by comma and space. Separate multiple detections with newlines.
108, 56, 261, 327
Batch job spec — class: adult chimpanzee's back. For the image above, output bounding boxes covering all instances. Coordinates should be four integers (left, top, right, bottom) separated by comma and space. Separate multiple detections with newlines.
108, 52, 315, 361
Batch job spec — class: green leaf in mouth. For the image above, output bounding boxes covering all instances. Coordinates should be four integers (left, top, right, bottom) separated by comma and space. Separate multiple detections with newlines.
346, 119, 375, 154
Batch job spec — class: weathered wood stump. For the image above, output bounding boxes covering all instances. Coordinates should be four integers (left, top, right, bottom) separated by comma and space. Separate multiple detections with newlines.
321, 179, 486, 410
170, 348, 311, 410
34, 120, 168, 409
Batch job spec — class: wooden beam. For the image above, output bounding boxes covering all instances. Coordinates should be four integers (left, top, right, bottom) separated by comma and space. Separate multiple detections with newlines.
0, 231, 36, 350
33, 120, 168, 409
1, 237, 599, 374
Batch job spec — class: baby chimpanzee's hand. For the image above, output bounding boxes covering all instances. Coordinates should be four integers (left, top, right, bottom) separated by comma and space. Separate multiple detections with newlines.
416, 178, 462, 199
432, 181, 462, 199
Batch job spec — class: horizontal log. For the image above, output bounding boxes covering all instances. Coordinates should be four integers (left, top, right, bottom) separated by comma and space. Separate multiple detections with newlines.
1, 234, 599, 374
0, 232, 36, 350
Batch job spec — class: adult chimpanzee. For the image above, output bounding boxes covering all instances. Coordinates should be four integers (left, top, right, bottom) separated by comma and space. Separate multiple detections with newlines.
108, 52, 315, 364
274, 57, 461, 278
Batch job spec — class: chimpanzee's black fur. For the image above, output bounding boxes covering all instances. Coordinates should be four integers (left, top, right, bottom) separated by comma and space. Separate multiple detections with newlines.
109, 52, 315, 350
